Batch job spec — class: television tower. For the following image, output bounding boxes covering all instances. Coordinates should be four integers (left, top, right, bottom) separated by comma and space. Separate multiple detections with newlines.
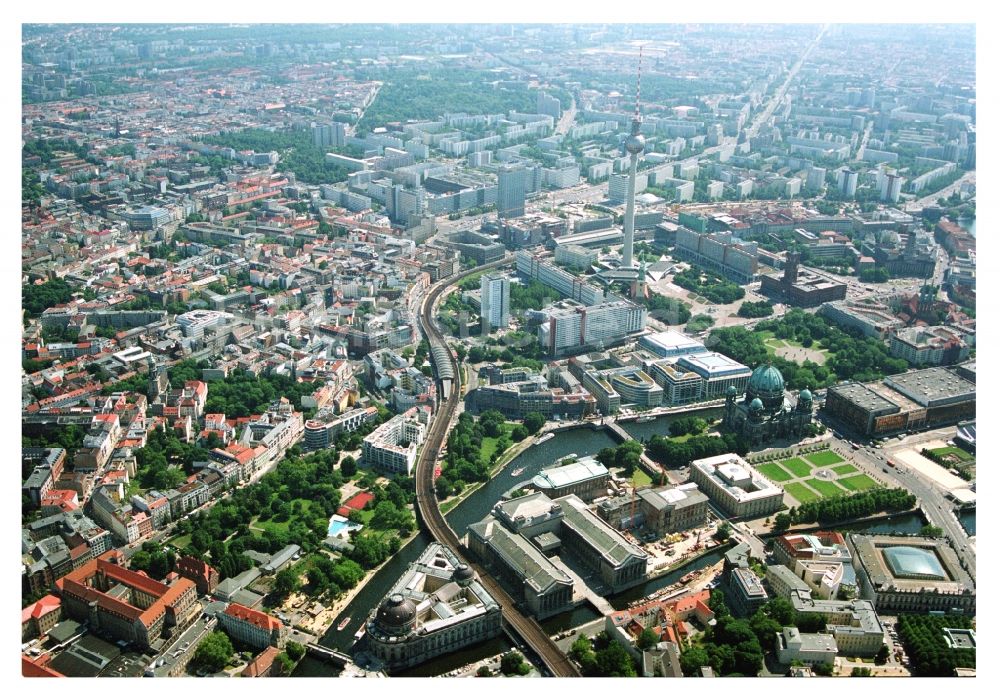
621, 46, 646, 270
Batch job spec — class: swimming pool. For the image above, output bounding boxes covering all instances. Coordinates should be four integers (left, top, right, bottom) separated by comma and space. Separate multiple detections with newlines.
327, 514, 362, 538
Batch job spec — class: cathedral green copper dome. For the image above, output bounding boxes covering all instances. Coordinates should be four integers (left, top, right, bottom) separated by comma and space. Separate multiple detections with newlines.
749, 398, 764, 411
748, 364, 785, 395
798, 389, 813, 401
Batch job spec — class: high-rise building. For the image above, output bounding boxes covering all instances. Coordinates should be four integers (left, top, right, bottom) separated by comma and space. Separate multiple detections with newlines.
537, 300, 647, 356
479, 273, 510, 331
836, 168, 858, 197
497, 164, 526, 219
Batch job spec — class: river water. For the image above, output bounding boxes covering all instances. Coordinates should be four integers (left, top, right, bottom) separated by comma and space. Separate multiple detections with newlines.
294, 420, 933, 677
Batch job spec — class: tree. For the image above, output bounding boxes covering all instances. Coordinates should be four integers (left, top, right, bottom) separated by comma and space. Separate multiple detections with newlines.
476, 665, 493, 677
813, 662, 834, 676
523, 412, 546, 435
874, 644, 890, 665
637, 627, 659, 650
273, 652, 296, 676
919, 524, 944, 538
286, 641, 305, 661
714, 522, 731, 541
500, 651, 530, 676
594, 640, 637, 677
274, 569, 298, 598
192, 631, 234, 672
340, 456, 357, 478
851, 667, 873, 676
511, 424, 529, 442
774, 513, 792, 532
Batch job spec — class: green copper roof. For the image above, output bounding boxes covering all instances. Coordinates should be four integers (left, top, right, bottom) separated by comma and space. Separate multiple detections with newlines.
748, 364, 784, 395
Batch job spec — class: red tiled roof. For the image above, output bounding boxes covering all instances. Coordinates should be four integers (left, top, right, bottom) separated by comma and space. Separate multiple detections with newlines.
242, 646, 279, 677
22, 655, 63, 677
21, 595, 62, 624
224, 603, 281, 632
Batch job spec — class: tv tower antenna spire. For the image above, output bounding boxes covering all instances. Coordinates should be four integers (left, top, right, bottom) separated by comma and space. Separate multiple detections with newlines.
634, 45, 643, 126
621, 45, 646, 271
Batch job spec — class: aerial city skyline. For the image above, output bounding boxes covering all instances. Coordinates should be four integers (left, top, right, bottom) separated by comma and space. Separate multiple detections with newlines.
20, 23, 976, 680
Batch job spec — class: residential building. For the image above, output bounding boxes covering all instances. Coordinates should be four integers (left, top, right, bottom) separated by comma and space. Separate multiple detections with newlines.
361, 408, 427, 475
480, 273, 511, 330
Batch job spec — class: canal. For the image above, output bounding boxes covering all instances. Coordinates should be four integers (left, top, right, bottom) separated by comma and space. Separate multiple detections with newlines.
294, 422, 934, 676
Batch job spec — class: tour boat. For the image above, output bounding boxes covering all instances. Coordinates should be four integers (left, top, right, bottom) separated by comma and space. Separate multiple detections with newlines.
337, 617, 351, 631
636, 415, 655, 423
510, 466, 527, 477
533, 432, 555, 446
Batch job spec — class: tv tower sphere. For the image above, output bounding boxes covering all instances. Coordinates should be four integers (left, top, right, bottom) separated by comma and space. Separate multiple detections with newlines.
625, 131, 645, 155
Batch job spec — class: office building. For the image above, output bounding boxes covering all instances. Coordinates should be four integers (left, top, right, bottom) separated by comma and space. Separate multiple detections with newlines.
690, 453, 784, 519
536, 299, 646, 356
175, 310, 233, 339
760, 253, 847, 308
218, 603, 286, 651
55, 554, 200, 651
516, 250, 605, 306
889, 325, 971, 366
497, 164, 527, 219
723, 543, 768, 616
480, 273, 511, 330
365, 543, 502, 670
776, 627, 838, 666
819, 299, 905, 339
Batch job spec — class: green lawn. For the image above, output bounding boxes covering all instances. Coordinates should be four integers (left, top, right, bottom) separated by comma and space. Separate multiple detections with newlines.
758, 462, 794, 482
632, 468, 653, 488
252, 499, 313, 533
805, 450, 844, 467
838, 474, 879, 492
781, 457, 813, 477
169, 534, 192, 549
832, 464, 860, 476
927, 446, 974, 463
805, 479, 846, 498
785, 482, 821, 503
480, 436, 500, 464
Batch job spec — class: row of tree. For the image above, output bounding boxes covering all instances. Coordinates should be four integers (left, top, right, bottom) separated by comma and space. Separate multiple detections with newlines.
781, 487, 916, 526
645, 432, 749, 469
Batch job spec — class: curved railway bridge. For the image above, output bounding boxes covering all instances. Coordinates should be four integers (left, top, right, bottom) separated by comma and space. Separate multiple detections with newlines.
414, 257, 580, 678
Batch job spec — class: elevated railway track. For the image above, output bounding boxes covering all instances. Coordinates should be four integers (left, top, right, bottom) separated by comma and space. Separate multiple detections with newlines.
413, 257, 580, 678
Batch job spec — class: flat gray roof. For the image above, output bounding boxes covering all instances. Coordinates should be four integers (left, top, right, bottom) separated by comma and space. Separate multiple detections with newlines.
884, 367, 976, 407
829, 382, 900, 414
